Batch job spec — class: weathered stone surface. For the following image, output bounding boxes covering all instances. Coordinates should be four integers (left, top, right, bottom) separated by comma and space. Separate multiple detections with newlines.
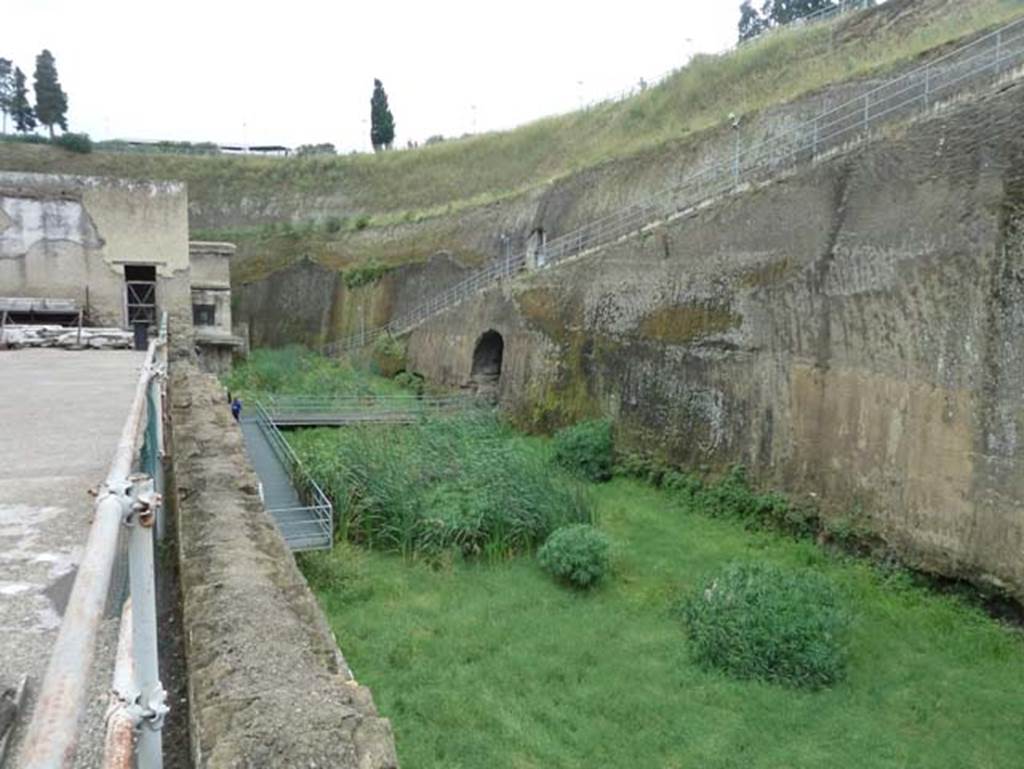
170, 362, 398, 769
402, 74, 1024, 601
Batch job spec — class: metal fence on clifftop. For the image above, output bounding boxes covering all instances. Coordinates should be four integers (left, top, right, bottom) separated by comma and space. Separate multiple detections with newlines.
324, 14, 1024, 358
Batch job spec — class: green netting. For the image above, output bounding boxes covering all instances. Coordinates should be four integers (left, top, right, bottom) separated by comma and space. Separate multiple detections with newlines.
141, 384, 160, 477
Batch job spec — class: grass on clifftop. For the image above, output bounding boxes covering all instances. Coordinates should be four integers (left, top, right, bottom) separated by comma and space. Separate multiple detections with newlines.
2, 0, 1019, 236
302, 477, 1023, 769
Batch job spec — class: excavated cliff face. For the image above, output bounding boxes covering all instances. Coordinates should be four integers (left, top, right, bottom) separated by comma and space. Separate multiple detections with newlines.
402, 75, 1024, 600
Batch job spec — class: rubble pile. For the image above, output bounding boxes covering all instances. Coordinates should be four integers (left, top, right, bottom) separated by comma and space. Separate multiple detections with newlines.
0, 325, 133, 350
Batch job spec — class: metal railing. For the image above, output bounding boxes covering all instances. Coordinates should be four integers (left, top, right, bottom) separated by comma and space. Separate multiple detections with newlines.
21, 315, 169, 769
324, 13, 1024, 356
260, 392, 488, 425
251, 400, 334, 549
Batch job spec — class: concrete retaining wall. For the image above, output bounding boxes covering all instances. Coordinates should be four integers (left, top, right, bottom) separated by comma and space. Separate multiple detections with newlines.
169, 362, 397, 768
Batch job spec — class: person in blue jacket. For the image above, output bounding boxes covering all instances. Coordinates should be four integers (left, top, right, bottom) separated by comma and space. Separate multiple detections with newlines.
231, 397, 242, 422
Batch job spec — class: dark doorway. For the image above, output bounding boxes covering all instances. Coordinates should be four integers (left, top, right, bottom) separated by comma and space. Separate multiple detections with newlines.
471, 330, 504, 393
124, 264, 157, 327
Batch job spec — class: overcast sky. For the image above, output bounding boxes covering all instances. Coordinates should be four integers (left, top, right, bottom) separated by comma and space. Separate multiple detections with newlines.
6, 0, 741, 152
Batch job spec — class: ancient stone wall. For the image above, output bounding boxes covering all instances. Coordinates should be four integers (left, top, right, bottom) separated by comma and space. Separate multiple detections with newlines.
169, 362, 398, 768
403, 76, 1024, 600
0, 172, 194, 354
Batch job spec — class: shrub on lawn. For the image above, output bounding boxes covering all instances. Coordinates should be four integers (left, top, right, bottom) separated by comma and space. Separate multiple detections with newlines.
553, 419, 614, 481
679, 561, 849, 689
538, 524, 611, 589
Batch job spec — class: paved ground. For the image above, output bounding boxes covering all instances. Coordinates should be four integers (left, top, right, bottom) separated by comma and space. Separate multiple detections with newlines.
0, 348, 145, 766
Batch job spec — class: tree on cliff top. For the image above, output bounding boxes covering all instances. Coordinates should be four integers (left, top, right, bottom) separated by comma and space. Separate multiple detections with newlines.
738, 0, 844, 42
11, 67, 36, 134
0, 58, 14, 134
370, 78, 395, 152
33, 49, 68, 138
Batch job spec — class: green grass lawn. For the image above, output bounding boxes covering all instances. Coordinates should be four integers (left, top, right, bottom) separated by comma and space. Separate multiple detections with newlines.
303, 478, 1023, 769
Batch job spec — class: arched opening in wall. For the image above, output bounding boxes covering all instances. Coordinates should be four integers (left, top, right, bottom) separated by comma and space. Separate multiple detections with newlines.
527, 228, 547, 269
471, 330, 504, 395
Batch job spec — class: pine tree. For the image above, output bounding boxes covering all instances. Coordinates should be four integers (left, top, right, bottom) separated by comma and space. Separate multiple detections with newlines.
738, 0, 839, 41
33, 49, 68, 138
11, 67, 35, 133
0, 58, 14, 134
370, 78, 395, 152
738, 1, 769, 42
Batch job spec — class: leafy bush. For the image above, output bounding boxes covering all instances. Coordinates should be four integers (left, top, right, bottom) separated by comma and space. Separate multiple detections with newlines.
354, 215, 371, 230
538, 524, 611, 589
291, 414, 594, 557
679, 562, 849, 689
371, 334, 405, 377
663, 470, 703, 498
55, 132, 93, 154
394, 370, 425, 394
553, 419, 614, 481
323, 215, 345, 234
343, 261, 391, 289
695, 465, 817, 537
613, 449, 677, 486
296, 142, 337, 157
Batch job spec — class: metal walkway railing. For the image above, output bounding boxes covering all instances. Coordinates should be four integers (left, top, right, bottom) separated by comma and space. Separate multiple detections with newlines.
21, 315, 169, 769
261, 393, 489, 427
240, 402, 333, 551
324, 13, 1024, 357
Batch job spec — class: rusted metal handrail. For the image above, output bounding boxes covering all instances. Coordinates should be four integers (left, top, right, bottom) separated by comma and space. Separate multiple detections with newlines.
21, 317, 169, 769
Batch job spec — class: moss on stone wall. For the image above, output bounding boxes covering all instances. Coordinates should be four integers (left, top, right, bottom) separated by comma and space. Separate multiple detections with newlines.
740, 258, 796, 289
515, 286, 580, 343
638, 303, 741, 344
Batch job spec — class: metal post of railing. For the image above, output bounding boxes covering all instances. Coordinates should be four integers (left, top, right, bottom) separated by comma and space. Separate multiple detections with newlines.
128, 474, 165, 768
102, 599, 135, 769
732, 125, 740, 188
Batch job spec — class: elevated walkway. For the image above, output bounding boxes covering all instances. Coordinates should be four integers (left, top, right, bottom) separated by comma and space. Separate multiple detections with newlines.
263, 393, 488, 427
239, 406, 333, 551
239, 394, 488, 550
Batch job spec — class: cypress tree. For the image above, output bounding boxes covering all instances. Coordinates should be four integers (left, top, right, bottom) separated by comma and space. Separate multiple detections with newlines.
33, 49, 68, 138
11, 67, 35, 133
370, 78, 395, 152
738, 1, 768, 41
0, 58, 13, 134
